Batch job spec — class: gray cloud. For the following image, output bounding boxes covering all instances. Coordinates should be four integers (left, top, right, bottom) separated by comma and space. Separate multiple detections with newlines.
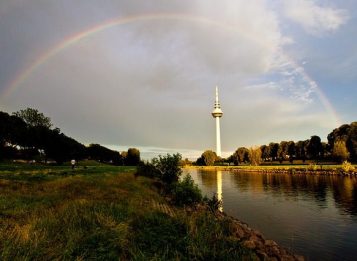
0, 0, 353, 158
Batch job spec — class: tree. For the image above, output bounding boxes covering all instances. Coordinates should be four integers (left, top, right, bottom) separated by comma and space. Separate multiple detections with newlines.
44, 129, 87, 164
296, 140, 309, 162
307, 136, 323, 162
277, 141, 288, 163
249, 146, 262, 166
328, 124, 350, 149
333, 140, 350, 163
346, 122, 357, 162
126, 148, 141, 166
13, 108, 52, 128
199, 150, 217, 166
268, 143, 279, 161
328, 122, 357, 162
287, 141, 296, 163
88, 144, 121, 164
232, 147, 249, 165
260, 145, 270, 161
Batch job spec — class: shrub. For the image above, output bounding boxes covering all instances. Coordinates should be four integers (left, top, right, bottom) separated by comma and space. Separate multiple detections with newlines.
205, 193, 223, 212
152, 153, 182, 184
136, 161, 159, 179
342, 161, 355, 173
172, 175, 202, 206
307, 163, 318, 171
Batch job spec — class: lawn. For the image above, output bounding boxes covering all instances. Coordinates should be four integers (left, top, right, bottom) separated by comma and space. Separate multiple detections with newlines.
0, 161, 255, 260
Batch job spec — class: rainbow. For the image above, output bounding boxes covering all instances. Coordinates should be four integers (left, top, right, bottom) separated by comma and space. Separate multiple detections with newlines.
280, 53, 341, 126
1, 13, 341, 126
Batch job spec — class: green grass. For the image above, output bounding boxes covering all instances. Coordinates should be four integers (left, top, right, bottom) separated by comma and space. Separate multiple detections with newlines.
0, 162, 256, 260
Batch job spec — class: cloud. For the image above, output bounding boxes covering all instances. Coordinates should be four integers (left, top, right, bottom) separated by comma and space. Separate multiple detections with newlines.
283, 0, 349, 35
1, 0, 343, 155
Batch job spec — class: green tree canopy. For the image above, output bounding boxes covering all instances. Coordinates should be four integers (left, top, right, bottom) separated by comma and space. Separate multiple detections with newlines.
249, 146, 262, 166
126, 148, 141, 166
277, 141, 289, 162
307, 135, 323, 161
201, 150, 217, 166
333, 140, 350, 163
260, 145, 270, 161
13, 108, 52, 128
268, 142, 279, 160
232, 147, 249, 165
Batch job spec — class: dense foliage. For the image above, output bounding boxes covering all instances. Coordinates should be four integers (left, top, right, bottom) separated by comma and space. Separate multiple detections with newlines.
125, 148, 141, 166
171, 175, 202, 206
0, 108, 140, 165
154, 153, 183, 184
87, 144, 123, 165
196, 122, 357, 166
196, 150, 217, 166
137, 153, 203, 206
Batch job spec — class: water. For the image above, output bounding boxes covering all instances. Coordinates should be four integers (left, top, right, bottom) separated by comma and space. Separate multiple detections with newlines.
185, 169, 357, 261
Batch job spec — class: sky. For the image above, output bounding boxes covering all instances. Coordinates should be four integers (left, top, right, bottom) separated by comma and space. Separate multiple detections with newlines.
0, 0, 356, 159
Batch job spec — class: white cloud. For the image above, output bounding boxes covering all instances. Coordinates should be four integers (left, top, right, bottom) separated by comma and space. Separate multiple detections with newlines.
283, 0, 348, 35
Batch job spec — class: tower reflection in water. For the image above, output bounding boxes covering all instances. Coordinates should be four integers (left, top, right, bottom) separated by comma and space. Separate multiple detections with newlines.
217, 170, 223, 212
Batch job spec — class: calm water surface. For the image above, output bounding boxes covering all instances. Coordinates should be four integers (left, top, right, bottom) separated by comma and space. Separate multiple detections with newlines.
185, 169, 357, 261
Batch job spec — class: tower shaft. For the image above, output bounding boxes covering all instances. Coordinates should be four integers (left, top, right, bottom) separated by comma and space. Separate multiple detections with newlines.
216, 116, 221, 157
211, 86, 223, 157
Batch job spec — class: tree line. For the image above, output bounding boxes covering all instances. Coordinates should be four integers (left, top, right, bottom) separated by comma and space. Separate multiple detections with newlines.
0, 108, 141, 165
197, 122, 357, 166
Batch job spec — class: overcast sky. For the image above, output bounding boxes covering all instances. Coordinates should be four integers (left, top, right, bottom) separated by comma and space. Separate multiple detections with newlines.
0, 0, 356, 159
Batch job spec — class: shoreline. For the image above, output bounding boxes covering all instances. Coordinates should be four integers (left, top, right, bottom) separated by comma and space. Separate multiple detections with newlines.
212, 209, 305, 261
185, 204, 305, 260
183, 165, 357, 176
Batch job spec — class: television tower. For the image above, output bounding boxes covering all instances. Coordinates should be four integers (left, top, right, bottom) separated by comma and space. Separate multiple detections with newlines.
211, 86, 223, 157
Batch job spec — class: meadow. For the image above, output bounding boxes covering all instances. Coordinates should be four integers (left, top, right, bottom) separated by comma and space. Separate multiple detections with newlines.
0, 161, 255, 260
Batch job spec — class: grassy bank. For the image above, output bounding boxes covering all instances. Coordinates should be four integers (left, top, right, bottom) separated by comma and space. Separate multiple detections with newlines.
0, 162, 255, 260
185, 163, 357, 173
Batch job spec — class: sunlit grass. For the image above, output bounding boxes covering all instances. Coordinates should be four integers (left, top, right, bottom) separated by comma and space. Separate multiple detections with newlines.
0, 162, 256, 260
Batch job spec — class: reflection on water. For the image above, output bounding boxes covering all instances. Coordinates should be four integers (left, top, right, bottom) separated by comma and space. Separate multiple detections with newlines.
186, 169, 357, 261
217, 170, 223, 212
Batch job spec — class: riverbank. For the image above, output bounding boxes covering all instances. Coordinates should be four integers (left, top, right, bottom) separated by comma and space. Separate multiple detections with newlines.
184, 164, 357, 176
0, 162, 304, 260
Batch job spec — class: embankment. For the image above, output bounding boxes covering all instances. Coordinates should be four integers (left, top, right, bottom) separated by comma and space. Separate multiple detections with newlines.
185, 165, 357, 176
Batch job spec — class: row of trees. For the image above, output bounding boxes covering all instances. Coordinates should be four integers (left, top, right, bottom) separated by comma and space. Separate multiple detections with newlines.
196, 122, 357, 166
0, 108, 141, 165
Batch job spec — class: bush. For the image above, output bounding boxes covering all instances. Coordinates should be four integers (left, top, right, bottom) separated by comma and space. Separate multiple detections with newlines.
342, 161, 355, 173
172, 175, 202, 206
205, 193, 223, 212
136, 161, 160, 178
152, 153, 182, 184
307, 163, 318, 171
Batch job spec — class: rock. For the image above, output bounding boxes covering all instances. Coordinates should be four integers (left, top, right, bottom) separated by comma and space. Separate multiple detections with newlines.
243, 240, 256, 249
265, 239, 278, 247
281, 255, 295, 261
266, 246, 280, 257
294, 254, 305, 261
233, 226, 245, 239
256, 250, 268, 260
280, 248, 287, 256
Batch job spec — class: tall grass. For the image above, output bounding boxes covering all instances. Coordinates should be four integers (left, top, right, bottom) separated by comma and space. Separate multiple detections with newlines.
0, 163, 255, 260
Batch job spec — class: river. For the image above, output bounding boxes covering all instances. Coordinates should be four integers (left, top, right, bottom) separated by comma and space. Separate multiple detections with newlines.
185, 169, 357, 261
